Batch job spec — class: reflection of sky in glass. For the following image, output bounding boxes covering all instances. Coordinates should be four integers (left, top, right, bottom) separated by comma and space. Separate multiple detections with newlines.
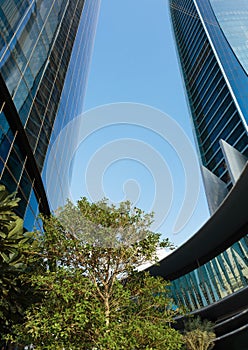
43, 0, 101, 211
210, 0, 248, 75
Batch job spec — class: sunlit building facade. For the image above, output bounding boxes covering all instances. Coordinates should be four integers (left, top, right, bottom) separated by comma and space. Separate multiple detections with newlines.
0, 0, 100, 229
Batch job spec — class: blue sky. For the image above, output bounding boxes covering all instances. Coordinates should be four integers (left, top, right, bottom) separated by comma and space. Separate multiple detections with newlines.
70, 0, 210, 247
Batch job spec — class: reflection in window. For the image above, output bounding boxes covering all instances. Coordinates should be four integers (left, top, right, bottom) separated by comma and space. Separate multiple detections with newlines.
210, 0, 248, 74
170, 236, 248, 311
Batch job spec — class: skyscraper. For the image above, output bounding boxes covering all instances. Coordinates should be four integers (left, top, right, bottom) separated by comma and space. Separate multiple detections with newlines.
169, 0, 248, 206
0, 0, 100, 229
148, 2, 248, 346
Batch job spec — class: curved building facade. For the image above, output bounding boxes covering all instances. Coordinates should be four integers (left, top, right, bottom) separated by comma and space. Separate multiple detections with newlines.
170, 236, 248, 312
0, 0, 100, 229
149, 163, 248, 349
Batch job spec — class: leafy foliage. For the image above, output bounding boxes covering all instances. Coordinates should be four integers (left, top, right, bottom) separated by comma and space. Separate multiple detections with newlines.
183, 316, 216, 350
11, 198, 183, 349
0, 185, 34, 339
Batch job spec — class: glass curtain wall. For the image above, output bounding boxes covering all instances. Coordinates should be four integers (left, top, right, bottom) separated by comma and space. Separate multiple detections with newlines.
170, 235, 248, 311
43, 0, 100, 211
169, 0, 248, 187
0, 0, 100, 229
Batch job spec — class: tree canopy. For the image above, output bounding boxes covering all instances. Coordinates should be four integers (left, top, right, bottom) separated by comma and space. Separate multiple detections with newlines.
11, 198, 184, 349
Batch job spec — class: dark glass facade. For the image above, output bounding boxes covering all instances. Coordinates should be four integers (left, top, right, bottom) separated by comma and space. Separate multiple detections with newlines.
170, 0, 248, 186
0, 0, 100, 229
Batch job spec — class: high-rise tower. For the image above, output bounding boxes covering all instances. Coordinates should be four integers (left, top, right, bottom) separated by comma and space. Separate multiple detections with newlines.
148, 4, 248, 345
0, 0, 100, 229
170, 0, 248, 210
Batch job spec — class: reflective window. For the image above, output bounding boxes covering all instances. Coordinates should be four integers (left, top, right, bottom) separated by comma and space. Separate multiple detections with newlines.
44, 0, 101, 211
170, 236, 248, 311
210, 0, 248, 75
1, 0, 101, 229
170, 0, 248, 183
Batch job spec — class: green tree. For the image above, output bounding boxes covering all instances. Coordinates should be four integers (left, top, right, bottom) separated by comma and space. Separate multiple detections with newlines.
0, 185, 34, 343
183, 316, 216, 350
11, 198, 184, 349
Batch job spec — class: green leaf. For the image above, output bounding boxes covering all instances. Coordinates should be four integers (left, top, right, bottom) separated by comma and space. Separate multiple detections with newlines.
9, 198, 183, 350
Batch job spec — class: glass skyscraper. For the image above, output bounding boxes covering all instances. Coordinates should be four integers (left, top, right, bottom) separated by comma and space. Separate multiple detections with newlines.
0, 0, 100, 230
170, 0, 248, 190
160, 1, 248, 346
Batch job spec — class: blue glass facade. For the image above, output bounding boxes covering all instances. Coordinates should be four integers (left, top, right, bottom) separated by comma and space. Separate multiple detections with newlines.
170, 235, 248, 311
210, 0, 248, 76
0, 0, 100, 229
44, 0, 100, 211
170, 0, 248, 186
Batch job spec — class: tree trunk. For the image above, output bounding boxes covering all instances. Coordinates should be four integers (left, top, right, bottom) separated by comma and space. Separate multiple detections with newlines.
104, 297, 110, 328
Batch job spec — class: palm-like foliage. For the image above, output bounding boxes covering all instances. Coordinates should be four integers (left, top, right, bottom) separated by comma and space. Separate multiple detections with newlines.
183, 316, 216, 350
0, 185, 34, 340
0, 185, 19, 222
0, 185, 25, 265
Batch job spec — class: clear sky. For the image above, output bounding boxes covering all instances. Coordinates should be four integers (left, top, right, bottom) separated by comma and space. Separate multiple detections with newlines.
70, 0, 210, 247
